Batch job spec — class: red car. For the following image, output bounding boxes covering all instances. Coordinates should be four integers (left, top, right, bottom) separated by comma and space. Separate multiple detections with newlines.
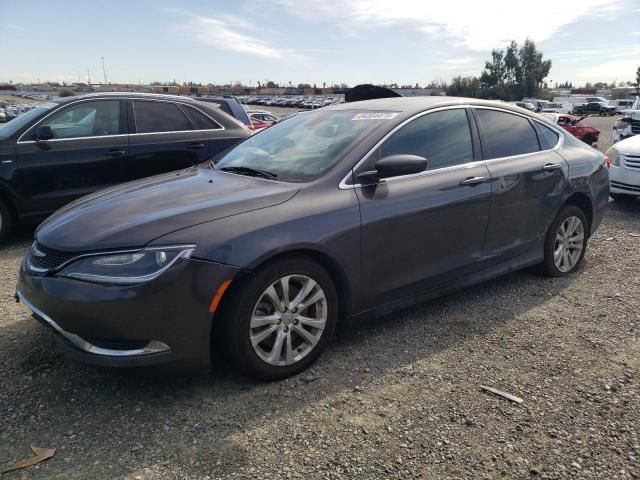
249, 117, 273, 132
542, 113, 600, 145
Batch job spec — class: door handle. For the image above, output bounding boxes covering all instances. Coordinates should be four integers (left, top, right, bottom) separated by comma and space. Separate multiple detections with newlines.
542, 163, 562, 171
459, 176, 487, 186
190, 142, 206, 149
106, 149, 126, 157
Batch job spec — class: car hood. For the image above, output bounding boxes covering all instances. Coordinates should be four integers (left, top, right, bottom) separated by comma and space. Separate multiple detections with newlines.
36, 166, 299, 252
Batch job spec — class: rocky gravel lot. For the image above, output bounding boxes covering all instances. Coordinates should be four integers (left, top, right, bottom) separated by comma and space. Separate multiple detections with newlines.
1, 116, 639, 479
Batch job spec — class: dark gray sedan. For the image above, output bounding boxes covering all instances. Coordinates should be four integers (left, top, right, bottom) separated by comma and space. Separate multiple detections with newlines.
16, 97, 610, 379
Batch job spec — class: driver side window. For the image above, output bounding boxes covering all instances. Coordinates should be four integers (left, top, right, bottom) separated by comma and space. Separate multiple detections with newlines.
40, 101, 121, 139
380, 108, 473, 171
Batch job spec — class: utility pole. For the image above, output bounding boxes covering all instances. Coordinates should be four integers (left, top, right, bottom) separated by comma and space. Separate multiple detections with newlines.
87, 69, 91, 84
100, 56, 107, 84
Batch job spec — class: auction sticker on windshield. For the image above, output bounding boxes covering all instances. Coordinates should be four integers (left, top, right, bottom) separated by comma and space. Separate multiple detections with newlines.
352, 112, 399, 120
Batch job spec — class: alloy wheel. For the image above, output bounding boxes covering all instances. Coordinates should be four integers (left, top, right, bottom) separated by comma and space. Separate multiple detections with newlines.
249, 274, 327, 366
553, 215, 584, 273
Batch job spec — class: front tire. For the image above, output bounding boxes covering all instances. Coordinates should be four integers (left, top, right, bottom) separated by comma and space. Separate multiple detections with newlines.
222, 256, 338, 380
0, 200, 12, 242
538, 205, 588, 277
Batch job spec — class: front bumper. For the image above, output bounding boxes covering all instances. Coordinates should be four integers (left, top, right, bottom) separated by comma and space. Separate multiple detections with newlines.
16, 257, 241, 372
609, 164, 640, 197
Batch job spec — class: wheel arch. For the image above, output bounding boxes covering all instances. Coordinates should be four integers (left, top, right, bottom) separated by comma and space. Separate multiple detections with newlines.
563, 192, 593, 235
230, 247, 354, 322
0, 181, 18, 224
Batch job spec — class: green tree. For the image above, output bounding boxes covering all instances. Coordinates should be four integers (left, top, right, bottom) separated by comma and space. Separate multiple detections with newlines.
446, 76, 482, 97
479, 39, 551, 100
636, 66, 640, 86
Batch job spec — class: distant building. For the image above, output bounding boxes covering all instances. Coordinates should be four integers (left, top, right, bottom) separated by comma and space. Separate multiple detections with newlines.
151, 85, 180, 94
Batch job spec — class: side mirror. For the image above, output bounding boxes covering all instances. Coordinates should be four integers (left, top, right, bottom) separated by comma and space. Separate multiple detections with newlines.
357, 154, 427, 181
34, 125, 54, 141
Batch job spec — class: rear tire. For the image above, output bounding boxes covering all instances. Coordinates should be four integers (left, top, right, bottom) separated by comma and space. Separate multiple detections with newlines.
0, 200, 12, 242
221, 256, 338, 380
537, 205, 588, 277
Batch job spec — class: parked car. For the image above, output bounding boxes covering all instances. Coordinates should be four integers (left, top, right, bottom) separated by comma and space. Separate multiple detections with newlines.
522, 99, 549, 112
247, 111, 279, 124
512, 101, 536, 111
612, 96, 640, 143
248, 117, 273, 132
541, 102, 572, 114
540, 113, 600, 145
573, 102, 616, 116
606, 134, 640, 201
609, 99, 635, 113
0, 107, 5, 123
16, 97, 609, 379
195, 96, 259, 132
0, 93, 250, 240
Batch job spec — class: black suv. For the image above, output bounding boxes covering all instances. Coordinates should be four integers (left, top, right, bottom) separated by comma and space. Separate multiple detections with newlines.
0, 93, 250, 240
573, 102, 616, 116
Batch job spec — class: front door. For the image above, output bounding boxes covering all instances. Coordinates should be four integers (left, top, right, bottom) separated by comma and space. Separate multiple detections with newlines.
15, 99, 127, 217
354, 108, 492, 309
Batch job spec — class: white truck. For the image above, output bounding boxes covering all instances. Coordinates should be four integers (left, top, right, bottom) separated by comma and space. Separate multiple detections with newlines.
612, 96, 640, 143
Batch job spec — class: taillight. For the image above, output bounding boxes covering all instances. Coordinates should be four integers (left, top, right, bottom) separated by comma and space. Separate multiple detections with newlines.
604, 156, 611, 169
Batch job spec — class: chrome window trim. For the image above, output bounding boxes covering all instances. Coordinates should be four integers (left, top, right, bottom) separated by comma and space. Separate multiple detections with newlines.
16, 97, 225, 144
339, 104, 565, 190
16, 290, 171, 357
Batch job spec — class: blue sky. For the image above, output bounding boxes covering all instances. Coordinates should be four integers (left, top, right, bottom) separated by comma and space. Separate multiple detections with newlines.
1, 0, 639, 87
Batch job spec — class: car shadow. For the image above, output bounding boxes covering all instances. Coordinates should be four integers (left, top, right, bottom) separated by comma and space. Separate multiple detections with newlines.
0, 265, 577, 479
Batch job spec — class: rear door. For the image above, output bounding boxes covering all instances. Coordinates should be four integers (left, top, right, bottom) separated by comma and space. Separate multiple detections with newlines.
15, 99, 127, 216
473, 107, 568, 264
127, 100, 217, 181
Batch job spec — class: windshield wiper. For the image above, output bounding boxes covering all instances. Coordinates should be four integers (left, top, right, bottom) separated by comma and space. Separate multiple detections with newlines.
219, 166, 278, 180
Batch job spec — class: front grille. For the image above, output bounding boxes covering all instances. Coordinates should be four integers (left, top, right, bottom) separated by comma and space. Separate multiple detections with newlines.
631, 120, 640, 134
28, 242, 78, 271
623, 154, 640, 170
611, 181, 640, 193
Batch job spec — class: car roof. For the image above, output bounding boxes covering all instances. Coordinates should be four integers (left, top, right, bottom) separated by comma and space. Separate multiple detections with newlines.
325, 96, 536, 116
54, 92, 203, 105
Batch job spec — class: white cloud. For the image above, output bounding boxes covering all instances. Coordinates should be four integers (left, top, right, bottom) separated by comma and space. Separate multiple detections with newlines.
183, 16, 285, 59
277, 0, 620, 50
165, 8, 300, 60
575, 59, 639, 82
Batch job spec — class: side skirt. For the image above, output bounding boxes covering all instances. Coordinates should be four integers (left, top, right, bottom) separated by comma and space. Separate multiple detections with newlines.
350, 241, 544, 322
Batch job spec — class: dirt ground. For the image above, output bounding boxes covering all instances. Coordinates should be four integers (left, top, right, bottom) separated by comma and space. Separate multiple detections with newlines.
0, 115, 638, 480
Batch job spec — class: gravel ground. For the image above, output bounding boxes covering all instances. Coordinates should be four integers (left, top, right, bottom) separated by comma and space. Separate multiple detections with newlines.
1, 116, 639, 480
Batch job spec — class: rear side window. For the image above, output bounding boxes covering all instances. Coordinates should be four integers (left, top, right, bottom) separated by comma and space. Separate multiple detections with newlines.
133, 101, 191, 133
380, 109, 473, 171
475, 109, 540, 158
536, 123, 560, 149
182, 105, 221, 130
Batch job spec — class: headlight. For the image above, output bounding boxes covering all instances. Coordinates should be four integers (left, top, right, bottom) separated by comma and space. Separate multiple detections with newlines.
605, 147, 620, 166
58, 245, 195, 285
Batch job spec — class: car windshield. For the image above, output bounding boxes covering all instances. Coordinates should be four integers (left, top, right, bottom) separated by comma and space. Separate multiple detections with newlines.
0, 103, 57, 140
213, 109, 394, 182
